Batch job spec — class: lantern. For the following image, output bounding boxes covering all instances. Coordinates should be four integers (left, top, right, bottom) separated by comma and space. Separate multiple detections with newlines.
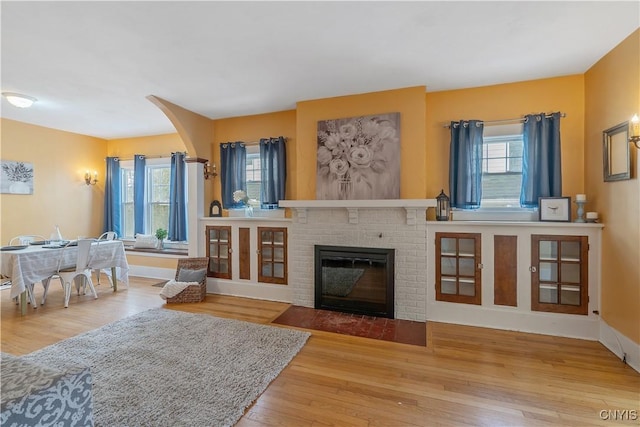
436, 190, 450, 221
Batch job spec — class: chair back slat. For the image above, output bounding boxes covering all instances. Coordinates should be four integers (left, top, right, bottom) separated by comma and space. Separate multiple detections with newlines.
75, 239, 95, 271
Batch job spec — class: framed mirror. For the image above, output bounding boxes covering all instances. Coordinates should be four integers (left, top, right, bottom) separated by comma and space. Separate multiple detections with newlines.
603, 121, 630, 182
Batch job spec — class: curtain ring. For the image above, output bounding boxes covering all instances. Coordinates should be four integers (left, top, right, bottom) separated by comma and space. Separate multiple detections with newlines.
463, 122, 468, 128
475, 122, 482, 127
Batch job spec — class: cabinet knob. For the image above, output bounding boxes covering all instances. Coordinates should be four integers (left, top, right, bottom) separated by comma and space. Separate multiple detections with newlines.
477, 263, 483, 270
256, 250, 261, 254
529, 266, 537, 273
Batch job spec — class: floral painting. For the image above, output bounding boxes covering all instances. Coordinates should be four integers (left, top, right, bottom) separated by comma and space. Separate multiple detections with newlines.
316, 112, 400, 200
1, 160, 34, 194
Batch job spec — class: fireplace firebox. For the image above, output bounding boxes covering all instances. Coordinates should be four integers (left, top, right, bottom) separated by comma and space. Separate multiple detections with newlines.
314, 245, 395, 318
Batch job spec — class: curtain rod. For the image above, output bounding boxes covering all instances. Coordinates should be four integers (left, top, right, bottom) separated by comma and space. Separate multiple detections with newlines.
219, 137, 288, 147
442, 112, 566, 129
108, 154, 183, 161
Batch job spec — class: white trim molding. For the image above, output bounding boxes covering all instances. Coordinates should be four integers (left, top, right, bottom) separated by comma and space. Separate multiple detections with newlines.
599, 320, 640, 373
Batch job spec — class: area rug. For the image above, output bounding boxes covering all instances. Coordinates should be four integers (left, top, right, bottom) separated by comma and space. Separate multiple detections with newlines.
322, 267, 364, 297
151, 281, 167, 287
22, 308, 311, 427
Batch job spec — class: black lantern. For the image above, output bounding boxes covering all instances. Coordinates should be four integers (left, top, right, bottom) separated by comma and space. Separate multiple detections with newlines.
436, 190, 450, 221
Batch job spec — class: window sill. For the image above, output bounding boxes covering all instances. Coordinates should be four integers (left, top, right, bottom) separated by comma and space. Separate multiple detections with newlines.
452, 208, 537, 222
124, 246, 188, 256
226, 208, 285, 219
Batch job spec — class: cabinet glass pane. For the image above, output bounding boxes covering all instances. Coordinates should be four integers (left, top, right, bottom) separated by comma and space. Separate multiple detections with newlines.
219, 244, 228, 258
441, 238, 456, 255
441, 257, 457, 276
209, 229, 218, 240
262, 263, 272, 277
261, 230, 272, 243
561, 263, 580, 283
560, 285, 581, 306
440, 278, 456, 294
459, 281, 475, 296
220, 229, 229, 241
539, 241, 558, 260
459, 238, 475, 256
262, 247, 273, 261
273, 231, 284, 244
539, 285, 558, 303
561, 242, 581, 261
219, 259, 229, 274
459, 258, 475, 276
210, 244, 219, 258
274, 247, 285, 262
539, 262, 557, 282
209, 259, 218, 272
274, 263, 285, 278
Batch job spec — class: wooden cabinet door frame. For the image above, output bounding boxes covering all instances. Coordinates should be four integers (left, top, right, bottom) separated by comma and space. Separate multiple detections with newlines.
435, 232, 482, 305
205, 225, 232, 279
257, 227, 287, 285
531, 235, 588, 315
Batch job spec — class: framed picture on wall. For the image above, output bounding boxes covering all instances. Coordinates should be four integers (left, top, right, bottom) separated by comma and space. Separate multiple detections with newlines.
538, 197, 571, 222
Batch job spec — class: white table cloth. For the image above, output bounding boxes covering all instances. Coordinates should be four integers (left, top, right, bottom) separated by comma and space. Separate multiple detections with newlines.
1, 240, 129, 300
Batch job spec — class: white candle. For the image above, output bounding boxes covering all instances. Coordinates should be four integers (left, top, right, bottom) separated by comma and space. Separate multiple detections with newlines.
576, 194, 586, 202
586, 212, 598, 219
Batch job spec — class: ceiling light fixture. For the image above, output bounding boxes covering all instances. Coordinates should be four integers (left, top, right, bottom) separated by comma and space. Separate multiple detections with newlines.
2, 92, 37, 108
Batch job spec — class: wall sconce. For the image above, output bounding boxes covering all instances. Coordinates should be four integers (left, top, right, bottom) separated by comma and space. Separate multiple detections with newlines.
204, 162, 217, 180
2, 92, 37, 108
85, 171, 98, 186
629, 114, 640, 149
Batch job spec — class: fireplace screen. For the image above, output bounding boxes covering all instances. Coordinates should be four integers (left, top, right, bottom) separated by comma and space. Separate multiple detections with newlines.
315, 245, 395, 318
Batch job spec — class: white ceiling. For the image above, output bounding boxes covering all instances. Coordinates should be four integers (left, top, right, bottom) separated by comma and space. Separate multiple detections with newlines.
1, 1, 638, 140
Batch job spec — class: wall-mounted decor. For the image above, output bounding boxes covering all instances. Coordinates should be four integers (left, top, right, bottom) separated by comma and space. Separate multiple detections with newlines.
603, 121, 630, 182
1, 160, 34, 194
316, 112, 400, 200
538, 197, 571, 222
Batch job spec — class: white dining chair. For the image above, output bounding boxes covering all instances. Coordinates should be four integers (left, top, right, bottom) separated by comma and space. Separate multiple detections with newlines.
44, 239, 98, 308
94, 231, 117, 286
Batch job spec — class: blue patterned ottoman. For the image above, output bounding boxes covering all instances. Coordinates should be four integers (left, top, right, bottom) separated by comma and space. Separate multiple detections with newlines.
1, 353, 93, 426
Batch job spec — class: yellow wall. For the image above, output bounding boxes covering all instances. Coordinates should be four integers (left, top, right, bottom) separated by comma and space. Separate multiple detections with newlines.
296, 86, 427, 199
585, 29, 640, 344
0, 119, 107, 243
107, 133, 184, 158
211, 110, 297, 204
425, 75, 586, 208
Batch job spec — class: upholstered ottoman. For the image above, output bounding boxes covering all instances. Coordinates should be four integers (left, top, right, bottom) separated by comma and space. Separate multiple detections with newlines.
1, 352, 94, 426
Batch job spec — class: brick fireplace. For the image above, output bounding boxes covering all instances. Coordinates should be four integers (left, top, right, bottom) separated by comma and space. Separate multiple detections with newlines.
280, 199, 435, 321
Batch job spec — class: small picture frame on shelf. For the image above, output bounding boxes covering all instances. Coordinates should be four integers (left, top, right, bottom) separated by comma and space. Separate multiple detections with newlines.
209, 200, 222, 217
538, 197, 571, 222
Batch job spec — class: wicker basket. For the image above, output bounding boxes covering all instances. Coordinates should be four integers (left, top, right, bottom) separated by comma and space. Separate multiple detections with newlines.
166, 257, 209, 303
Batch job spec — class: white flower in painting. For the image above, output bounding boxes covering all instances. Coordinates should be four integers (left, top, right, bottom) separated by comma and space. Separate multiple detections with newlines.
339, 123, 357, 140
362, 120, 381, 138
324, 133, 341, 150
347, 146, 373, 169
317, 146, 333, 166
329, 158, 349, 176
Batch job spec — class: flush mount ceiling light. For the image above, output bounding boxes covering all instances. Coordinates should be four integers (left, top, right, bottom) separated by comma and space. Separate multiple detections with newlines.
2, 92, 37, 108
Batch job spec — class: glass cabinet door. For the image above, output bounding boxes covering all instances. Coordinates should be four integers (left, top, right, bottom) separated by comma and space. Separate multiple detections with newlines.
258, 227, 287, 285
435, 232, 481, 305
531, 235, 588, 315
206, 226, 232, 279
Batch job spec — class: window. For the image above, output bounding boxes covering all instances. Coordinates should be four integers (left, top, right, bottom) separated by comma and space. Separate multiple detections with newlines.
245, 145, 262, 207
481, 124, 523, 208
120, 159, 171, 239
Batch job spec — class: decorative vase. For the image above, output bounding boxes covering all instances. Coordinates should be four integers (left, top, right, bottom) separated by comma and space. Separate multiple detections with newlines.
244, 205, 254, 217
9, 181, 30, 194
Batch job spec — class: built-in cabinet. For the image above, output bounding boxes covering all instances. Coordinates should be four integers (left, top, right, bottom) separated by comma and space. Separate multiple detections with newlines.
199, 217, 292, 303
427, 222, 603, 340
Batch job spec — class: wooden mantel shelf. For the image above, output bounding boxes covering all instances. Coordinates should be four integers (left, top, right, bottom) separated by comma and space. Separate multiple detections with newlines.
279, 199, 437, 225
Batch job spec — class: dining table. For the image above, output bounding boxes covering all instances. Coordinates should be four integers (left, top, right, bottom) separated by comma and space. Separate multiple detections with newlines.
1, 239, 129, 314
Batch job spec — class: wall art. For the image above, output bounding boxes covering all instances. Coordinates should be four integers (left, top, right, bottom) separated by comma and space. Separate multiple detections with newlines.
316, 112, 400, 200
1, 160, 34, 194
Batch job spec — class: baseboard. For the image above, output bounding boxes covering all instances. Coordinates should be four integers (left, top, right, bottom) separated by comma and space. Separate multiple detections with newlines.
127, 265, 175, 281
599, 320, 640, 374
208, 279, 292, 303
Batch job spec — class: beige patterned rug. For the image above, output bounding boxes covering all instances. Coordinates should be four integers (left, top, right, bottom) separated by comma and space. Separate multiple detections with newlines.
23, 308, 310, 426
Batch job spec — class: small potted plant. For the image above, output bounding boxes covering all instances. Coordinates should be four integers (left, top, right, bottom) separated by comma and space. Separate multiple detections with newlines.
155, 228, 168, 249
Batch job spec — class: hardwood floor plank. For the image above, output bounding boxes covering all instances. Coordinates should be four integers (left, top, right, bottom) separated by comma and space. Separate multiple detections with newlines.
2, 275, 638, 427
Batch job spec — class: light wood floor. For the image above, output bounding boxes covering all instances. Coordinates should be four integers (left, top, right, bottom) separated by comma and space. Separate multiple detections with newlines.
2, 277, 638, 426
